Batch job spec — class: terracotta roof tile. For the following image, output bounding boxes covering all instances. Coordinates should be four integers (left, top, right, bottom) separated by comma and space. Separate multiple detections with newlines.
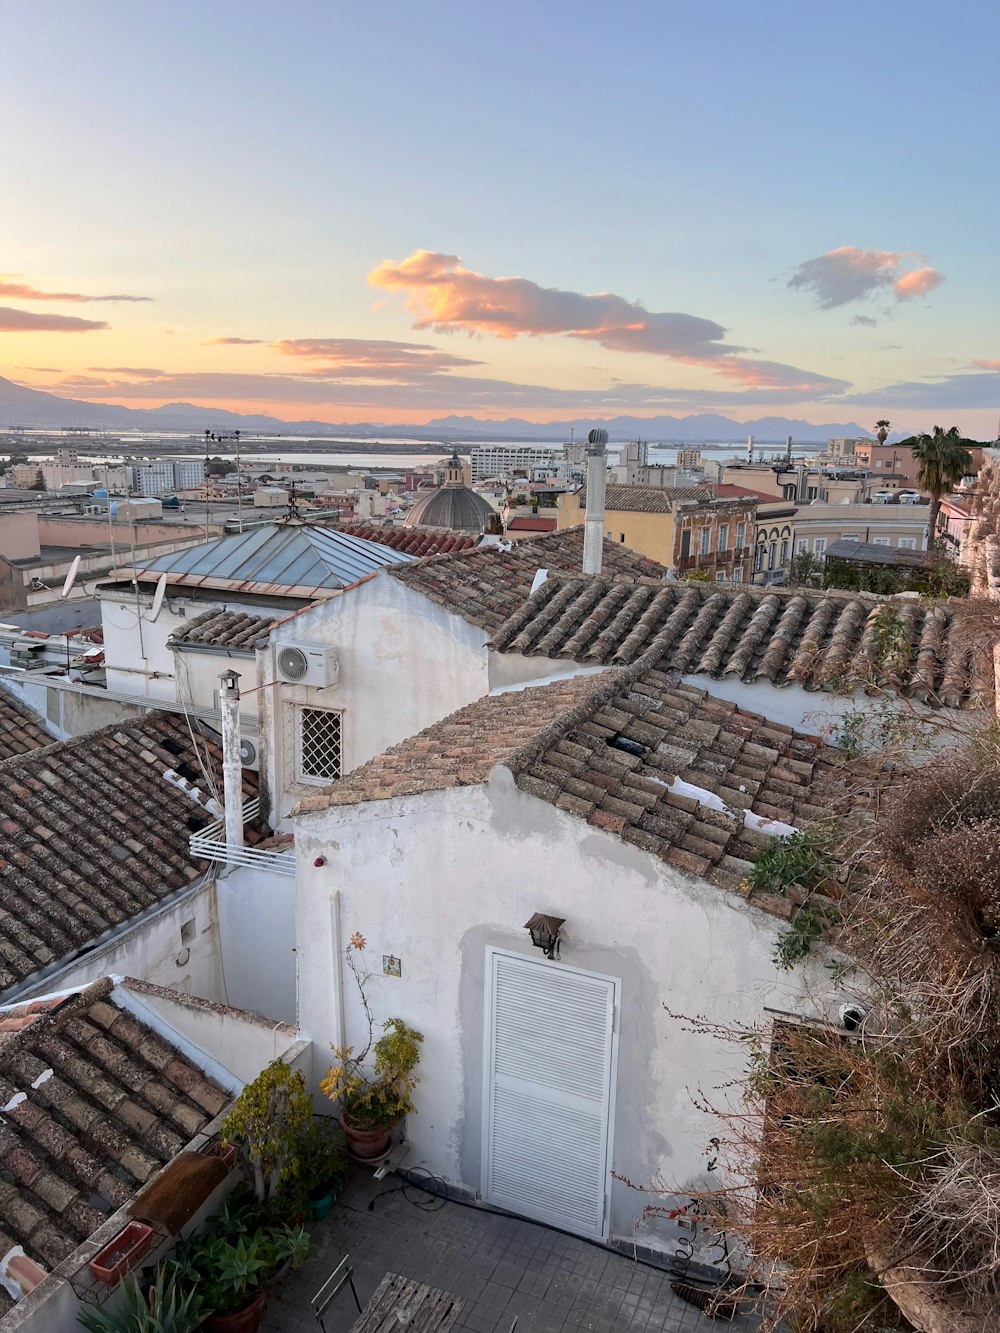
489, 576, 991, 709
338, 525, 477, 558
293, 659, 876, 924
388, 529, 665, 632
0, 713, 257, 997
574, 484, 718, 514
0, 978, 231, 1296
0, 686, 54, 762
167, 607, 278, 651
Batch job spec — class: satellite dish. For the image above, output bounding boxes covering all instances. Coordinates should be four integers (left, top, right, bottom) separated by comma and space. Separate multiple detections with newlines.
148, 573, 168, 622
61, 556, 81, 599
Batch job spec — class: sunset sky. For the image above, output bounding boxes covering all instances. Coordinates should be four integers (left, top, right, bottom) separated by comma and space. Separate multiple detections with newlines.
2, 0, 998, 435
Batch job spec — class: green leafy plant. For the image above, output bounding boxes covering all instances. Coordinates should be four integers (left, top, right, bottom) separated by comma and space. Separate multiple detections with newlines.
220, 1060, 312, 1204
298, 1116, 348, 1198
745, 827, 841, 969
77, 1266, 203, 1333
164, 1221, 309, 1317
320, 936, 423, 1131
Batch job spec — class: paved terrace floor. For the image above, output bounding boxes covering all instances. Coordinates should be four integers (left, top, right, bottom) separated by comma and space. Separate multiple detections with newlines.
263, 1170, 767, 1333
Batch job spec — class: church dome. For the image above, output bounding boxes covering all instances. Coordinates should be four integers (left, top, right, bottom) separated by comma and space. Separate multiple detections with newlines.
403, 452, 495, 534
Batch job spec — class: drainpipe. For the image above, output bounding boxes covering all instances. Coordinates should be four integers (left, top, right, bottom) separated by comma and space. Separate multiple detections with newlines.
219, 669, 244, 859
582, 428, 609, 575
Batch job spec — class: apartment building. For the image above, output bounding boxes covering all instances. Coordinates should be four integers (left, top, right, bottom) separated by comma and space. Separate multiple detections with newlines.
470, 443, 562, 481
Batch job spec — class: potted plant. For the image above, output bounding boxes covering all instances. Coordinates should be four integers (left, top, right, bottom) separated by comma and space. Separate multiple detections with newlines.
77, 1265, 203, 1333
219, 1060, 312, 1208
298, 1117, 348, 1220
320, 935, 423, 1161
165, 1221, 308, 1333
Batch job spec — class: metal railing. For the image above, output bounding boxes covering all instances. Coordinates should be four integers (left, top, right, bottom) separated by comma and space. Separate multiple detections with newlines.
189, 797, 296, 876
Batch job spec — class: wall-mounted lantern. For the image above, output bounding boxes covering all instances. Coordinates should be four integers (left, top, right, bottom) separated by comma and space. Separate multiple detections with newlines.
524, 913, 565, 960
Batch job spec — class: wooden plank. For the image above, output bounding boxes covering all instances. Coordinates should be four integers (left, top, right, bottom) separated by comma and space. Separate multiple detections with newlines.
349, 1271, 464, 1333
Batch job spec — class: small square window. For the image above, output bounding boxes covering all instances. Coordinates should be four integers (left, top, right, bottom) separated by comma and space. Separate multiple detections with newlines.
296, 707, 343, 785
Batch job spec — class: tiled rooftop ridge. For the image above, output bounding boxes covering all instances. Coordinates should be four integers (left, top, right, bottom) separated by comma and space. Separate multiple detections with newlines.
0, 713, 258, 996
0, 687, 55, 763
387, 529, 666, 633
489, 576, 993, 709
340, 525, 477, 557
0, 978, 230, 1300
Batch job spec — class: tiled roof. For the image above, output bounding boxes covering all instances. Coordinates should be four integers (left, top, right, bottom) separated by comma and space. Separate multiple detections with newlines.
294, 674, 599, 814
167, 607, 278, 651
578, 484, 716, 513
388, 529, 666, 633
0, 687, 54, 762
489, 577, 992, 709
339, 525, 477, 557
293, 664, 866, 912
0, 977, 230, 1304
506, 517, 557, 533
0, 714, 257, 996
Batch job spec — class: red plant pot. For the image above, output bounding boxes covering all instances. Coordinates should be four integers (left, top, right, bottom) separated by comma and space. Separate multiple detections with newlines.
206, 1290, 268, 1333
202, 1141, 238, 1168
339, 1111, 393, 1161
89, 1221, 154, 1285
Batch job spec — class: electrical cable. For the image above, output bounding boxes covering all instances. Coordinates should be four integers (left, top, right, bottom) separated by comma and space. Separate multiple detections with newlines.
365, 1167, 761, 1289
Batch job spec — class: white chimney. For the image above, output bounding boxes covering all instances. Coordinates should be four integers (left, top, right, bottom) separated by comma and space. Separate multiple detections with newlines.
746, 434, 754, 462
582, 428, 608, 575
219, 669, 245, 859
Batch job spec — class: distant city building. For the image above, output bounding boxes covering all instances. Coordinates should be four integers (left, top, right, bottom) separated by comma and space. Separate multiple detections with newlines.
172, 458, 206, 489
676, 447, 702, 468
826, 436, 873, 460
405, 451, 496, 532
130, 458, 204, 494
470, 444, 561, 481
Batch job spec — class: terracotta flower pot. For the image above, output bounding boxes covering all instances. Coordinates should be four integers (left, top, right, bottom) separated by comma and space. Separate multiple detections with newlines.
206, 1290, 268, 1333
89, 1221, 154, 1285
339, 1110, 393, 1161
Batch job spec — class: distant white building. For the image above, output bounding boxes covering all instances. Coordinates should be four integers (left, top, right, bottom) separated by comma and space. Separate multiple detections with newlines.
172, 458, 206, 489
470, 443, 562, 481
131, 460, 176, 495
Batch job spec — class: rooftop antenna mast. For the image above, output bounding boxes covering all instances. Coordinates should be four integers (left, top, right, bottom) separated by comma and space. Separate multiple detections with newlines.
234, 429, 244, 533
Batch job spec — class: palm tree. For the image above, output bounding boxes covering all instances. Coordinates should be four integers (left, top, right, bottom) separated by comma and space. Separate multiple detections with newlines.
875, 419, 891, 445
910, 425, 972, 547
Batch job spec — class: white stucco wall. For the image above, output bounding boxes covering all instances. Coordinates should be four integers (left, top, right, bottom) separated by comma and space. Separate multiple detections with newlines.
293, 773, 834, 1255
100, 592, 266, 724
262, 574, 494, 824
682, 671, 973, 748
214, 864, 297, 1023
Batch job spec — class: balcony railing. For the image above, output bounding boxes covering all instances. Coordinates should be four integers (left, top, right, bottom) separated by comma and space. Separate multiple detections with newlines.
189, 797, 296, 876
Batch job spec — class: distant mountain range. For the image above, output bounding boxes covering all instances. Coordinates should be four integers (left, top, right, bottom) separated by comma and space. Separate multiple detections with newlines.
0, 373, 872, 443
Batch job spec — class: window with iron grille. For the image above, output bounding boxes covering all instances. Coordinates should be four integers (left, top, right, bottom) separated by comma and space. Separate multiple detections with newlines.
295, 706, 343, 785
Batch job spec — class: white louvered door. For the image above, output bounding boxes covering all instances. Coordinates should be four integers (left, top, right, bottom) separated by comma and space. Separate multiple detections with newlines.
482, 950, 618, 1239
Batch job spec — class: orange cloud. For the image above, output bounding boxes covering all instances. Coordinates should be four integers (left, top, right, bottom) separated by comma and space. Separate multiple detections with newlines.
788, 246, 945, 308
274, 336, 482, 377
0, 276, 150, 302
368, 249, 846, 394
0, 306, 108, 332
972, 359, 1000, 371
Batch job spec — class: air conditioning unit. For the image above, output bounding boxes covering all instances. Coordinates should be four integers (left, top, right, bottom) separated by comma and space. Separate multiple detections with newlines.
239, 736, 260, 771
275, 641, 339, 688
